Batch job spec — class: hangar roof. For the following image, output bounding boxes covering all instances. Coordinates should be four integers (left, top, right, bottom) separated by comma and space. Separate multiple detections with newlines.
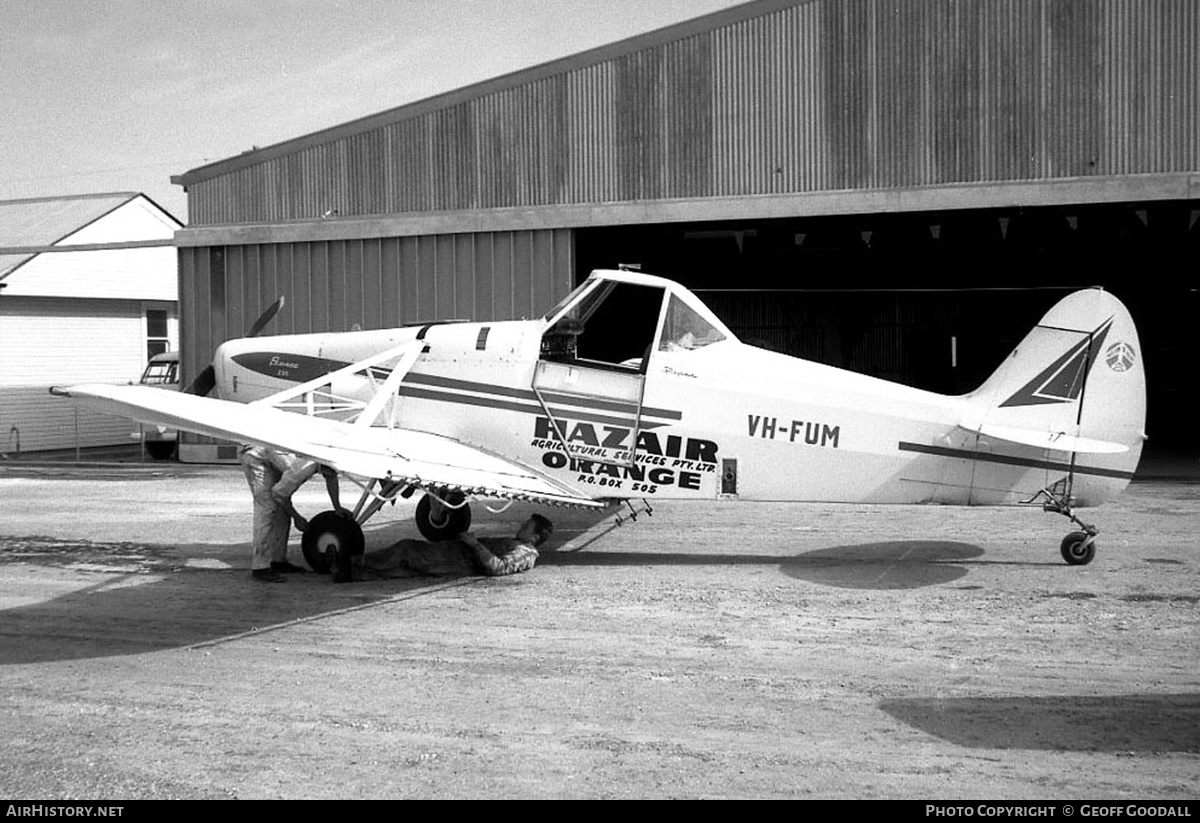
172, 0, 1200, 241
0, 192, 180, 281
0, 193, 141, 278
173, 2, 756, 189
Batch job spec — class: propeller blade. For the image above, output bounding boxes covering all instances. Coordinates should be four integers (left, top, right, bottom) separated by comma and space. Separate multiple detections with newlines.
183, 364, 216, 397
184, 296, 284, 397
183, 298, 282, 398
246, 295, 285, 338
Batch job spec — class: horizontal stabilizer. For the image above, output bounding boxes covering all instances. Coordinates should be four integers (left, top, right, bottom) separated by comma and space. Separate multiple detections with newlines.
960, 422, 1130, 454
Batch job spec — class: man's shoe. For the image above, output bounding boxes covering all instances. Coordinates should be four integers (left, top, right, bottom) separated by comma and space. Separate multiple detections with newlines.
251, 568, 285, 583
326, 546, 351, 583
270, 560, 307, 574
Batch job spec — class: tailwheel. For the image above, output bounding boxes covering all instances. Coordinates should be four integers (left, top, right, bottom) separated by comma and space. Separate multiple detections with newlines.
1032, 480, 1099, 567
301, 511, 365, 573
1060, 531, 1097, 566
415, 492, 471, 541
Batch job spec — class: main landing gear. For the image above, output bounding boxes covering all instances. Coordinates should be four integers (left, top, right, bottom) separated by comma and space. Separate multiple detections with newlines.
300, 487, 474, 572
414, 492, 471, 541
301, 511, 365, 574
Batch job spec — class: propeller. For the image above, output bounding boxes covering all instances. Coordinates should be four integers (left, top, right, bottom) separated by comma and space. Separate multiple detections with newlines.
245, 294, 287, 338
183, 295, 286, 396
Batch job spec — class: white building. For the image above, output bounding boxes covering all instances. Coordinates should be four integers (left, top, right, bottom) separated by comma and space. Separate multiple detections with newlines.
0, 192, 181, 454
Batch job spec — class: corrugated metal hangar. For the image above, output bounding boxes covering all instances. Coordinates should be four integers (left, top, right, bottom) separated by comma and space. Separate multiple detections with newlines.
171, 0, 1198, 464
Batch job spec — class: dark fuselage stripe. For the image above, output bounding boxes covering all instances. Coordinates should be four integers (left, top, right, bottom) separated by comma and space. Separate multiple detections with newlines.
897, 442, 1136, 480
402, 372, 683, 421
397, 385, 667, 430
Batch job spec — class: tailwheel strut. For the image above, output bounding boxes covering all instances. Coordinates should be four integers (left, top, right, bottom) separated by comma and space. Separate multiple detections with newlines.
1033, 483, 1098, 566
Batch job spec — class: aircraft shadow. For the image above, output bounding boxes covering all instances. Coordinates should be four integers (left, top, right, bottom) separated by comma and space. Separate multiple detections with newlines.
544, 540, 986, 590
0, 535, 473, 666
0, 529, 981, 665
0, 508, 581, 666
879, 693, 1200, 754
784, 540, 985, 589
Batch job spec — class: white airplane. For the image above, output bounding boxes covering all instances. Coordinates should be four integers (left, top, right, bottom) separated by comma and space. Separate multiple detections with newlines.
55, 268, 1146, 569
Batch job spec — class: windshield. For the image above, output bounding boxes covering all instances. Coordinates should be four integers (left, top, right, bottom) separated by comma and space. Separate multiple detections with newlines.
141, 360, 178, 385
544, 278, 608, 323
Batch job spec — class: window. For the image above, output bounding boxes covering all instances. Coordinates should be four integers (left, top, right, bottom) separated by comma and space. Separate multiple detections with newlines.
146, 308, 170, 359
658, 294, 726, 352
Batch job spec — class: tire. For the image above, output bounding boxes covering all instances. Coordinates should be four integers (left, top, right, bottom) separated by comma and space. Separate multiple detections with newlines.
301, 511, 365, 573
145, 441, 177, 460
415, 493, 471, 541
1060, 531, 1096, 566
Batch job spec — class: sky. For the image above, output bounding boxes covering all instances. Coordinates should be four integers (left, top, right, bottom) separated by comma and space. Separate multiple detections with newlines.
1, 0, 747, 223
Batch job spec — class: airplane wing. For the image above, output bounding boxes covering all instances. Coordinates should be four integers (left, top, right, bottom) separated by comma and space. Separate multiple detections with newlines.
53, 383, 607, 509
960, 421, 1130, 454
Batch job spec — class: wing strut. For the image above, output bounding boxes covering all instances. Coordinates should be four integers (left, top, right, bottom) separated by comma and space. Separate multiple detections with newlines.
252, 341, 424, 426
354, 344, 422, 428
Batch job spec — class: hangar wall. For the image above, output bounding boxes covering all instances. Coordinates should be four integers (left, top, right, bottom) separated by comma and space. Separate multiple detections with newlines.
178, 0, 1199, 228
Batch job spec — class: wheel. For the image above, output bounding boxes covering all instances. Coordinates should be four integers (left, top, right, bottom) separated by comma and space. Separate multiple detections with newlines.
1060, 531, 1096, 566
301, 511, 365, 573
415, 493, 471, 541
144, 440, 176, 460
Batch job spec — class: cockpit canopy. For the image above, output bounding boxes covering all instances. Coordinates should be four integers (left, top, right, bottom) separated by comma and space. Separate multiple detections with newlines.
542, 269, 735, 370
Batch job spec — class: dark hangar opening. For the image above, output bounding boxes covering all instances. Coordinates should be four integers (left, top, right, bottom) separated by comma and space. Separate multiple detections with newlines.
576, 200, 1199, 463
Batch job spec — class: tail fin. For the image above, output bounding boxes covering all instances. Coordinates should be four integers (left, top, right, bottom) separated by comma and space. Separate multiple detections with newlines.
966, 288, 1146, 503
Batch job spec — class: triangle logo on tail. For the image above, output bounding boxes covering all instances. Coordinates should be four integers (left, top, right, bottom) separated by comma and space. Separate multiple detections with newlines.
1000, 319, 1113, 408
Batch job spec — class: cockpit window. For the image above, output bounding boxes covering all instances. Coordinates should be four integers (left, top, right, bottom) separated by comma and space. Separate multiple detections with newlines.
658, 294, 726, 352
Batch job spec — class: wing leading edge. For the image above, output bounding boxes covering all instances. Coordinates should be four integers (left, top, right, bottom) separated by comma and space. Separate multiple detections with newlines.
53, 383, 606, 509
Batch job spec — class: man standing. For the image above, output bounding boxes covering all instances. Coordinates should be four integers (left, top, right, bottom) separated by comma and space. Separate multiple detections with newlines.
239, 444, 346, 582
328, 514, 552, 583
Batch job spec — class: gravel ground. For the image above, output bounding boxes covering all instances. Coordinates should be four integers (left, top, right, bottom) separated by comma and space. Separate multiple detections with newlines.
0, 463, 1196, 799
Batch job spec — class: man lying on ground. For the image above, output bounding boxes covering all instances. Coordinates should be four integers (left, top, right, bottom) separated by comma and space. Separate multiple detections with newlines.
326, 514, 553, 582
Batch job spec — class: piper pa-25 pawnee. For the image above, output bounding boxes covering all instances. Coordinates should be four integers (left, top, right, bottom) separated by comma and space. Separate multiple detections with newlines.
54, 268, 1146, 569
